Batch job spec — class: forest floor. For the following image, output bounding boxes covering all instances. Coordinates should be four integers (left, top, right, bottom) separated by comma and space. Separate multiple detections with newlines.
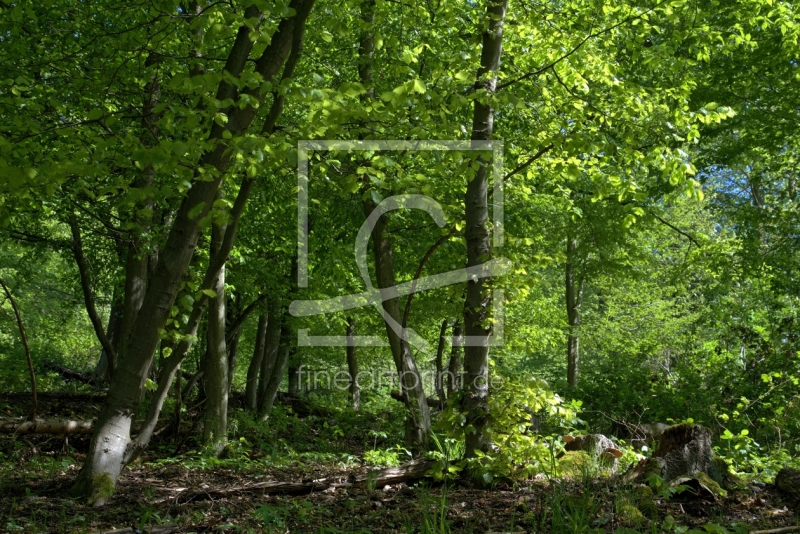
0, 392, 797, 534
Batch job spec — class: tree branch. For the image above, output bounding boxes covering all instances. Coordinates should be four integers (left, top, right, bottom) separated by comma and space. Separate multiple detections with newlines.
69, 221, 118, 372
649, 211, 701, 247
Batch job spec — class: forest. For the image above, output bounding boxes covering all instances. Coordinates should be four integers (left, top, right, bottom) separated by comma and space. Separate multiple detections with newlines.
0, 0, 799, 532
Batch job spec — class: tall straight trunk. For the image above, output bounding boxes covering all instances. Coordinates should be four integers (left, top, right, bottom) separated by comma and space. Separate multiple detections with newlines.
346, 316, 359, 410
259, 325, 291, 418
202, 208, 228, 452
71, 1, 315, 504
257, 299, 283, 412
288, 354, 301, 395
245, 311, 269, 410
462, 0, 508, 460
565, 232, 584, 388
225, 292, 243, 394
447, 320, 463, 396
226, 326, 241, 394
434, 319, 448, 402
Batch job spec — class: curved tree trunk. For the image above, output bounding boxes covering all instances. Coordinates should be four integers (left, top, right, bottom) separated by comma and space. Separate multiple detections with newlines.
462, 0, 508, 460
363, 196, 431, 448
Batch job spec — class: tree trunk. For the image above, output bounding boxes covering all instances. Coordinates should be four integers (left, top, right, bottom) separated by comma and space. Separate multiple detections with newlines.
434, 319, 448, 403
363, 196, 431, 449
116, 52, 161, 377
462, 0, 508, 460
225, 292, 242, 394
70, 1, 316, 503
565, 231, 584, 388
202, 206, 228, 453
70, 221, 118, 375
446, 320, 463, 396
288, 354, 301, 395
346, 316, 359, 410
257, 299, 283, 412
226, 325, 241, 395
94, 291, 124, 382
122, 175, 258, 466
259, 325, 291, 418
245, 311, 269, 410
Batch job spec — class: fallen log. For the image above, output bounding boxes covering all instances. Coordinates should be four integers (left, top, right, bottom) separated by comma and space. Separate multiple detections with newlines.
165, 459, 435, 503
0, 417, 94, 434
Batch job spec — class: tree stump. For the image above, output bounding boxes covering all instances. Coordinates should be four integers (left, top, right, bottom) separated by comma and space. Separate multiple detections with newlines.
624, 424, 724, 486
654, 424, 721, 483
775, 467, 800, 499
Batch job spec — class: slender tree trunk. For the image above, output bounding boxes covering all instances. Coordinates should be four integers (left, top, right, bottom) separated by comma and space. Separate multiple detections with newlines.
116, 52, 161, 376
70, 221, 118, 373
288, 355, 301, 395
225, 293, 243, 394
202, 205, 228, 453
226, 326, 241, 394
257, 299, 283, 412
172, 364, 182, 439
346, 316, 359, 410
447, 320, 463, 396
462, 0, 508, 460
0, 278, 36, 418
245, 311, 269, 410
353, 0, 428, 438
259, 325, 291, 418
565, 231, 584, 388
363, 197, 431, 448
434, 319, 448, 403
94, 291, 124, 382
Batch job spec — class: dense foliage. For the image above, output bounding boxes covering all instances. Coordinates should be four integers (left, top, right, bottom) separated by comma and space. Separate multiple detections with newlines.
0, 0, 798, 512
